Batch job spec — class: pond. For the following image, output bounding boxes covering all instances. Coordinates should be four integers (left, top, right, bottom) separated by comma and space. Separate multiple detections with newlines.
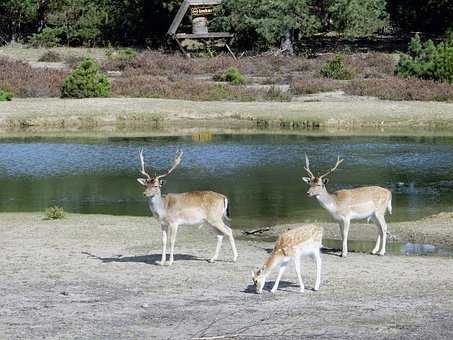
1, 134, 453, 229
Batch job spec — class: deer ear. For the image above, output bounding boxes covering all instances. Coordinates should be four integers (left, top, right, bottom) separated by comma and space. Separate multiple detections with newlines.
137, 178, 147, 186
251, 271, 256, 279
302, 177, 311, 184
159, 179, 166, 186
323, 178, 329, 185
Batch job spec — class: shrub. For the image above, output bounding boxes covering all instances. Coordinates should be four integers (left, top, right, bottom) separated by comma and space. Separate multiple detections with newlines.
345, 77, 453, 101
61, 58, 110, 98
214, 66, 246, 85
395, 34, 453, 83
38, 50, 63, 62
111, 75, 271, 101
0, 89, 13, 101
44, 206, 65, 220
0, 57, 66, 97
28, 27, 63, 48
320, 54, 353, 80
291, 77, 343, 94
104, 48, 139, 71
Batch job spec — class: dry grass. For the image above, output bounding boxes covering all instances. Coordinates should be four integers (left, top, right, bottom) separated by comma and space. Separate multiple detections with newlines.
1, 47, 452, 102
0, 57, 67, 97
345, 77, 453, 101
111, 75, 267, 101
291, 77, 344, 95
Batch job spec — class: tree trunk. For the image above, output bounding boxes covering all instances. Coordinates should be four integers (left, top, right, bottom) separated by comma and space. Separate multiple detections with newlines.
280, 29, 294, 55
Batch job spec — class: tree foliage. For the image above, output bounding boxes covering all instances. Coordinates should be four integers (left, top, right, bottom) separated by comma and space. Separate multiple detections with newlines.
219, 0, 321, 48
0, 0, 452, 48
395, 34, 453, 83
60, 58, 110, 98
328, 0, 388, 37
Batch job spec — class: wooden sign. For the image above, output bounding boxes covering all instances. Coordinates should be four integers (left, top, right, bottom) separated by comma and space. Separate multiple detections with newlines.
191, 6, 215, 17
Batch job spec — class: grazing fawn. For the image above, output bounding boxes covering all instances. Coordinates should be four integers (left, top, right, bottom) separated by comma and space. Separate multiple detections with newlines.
302, 155, 392, 257
252, 224, 323, 294
137, 148, 238, 265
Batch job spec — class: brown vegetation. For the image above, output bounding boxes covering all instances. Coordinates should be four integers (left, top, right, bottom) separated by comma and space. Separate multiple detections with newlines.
345, 77, 453, 101
0, 57, 67, 97
2, 50, 453, 102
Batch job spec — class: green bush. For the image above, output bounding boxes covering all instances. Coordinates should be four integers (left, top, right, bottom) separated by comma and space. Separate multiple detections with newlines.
395, 34, 453, 83
38, 50, 62, 62
0, 89, 13, 101
44, 206, 65, 220
320, 54, 353, 80
215, 66, 246, 85
60, 58, 111, 98
28, 27, 63, 48
106, 47, 138, 62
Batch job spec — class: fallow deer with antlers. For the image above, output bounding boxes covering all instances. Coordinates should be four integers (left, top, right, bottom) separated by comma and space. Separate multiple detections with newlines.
302, 155, 392, 257
137, 148, 238, 265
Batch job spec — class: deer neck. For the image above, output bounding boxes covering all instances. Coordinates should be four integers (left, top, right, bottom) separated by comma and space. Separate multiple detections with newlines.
316, 188, 338, 216
147, 194, 166, 220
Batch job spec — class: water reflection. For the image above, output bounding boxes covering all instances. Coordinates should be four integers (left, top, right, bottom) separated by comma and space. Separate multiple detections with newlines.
0, 134, 452, 229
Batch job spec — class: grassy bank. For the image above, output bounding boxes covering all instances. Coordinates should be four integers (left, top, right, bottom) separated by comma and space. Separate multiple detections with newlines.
2, 97, 453, 133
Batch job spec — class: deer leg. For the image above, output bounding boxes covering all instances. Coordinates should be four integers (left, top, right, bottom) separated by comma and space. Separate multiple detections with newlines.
375, 214, 388, 256
209, 220, 238, 262
341, 219, 350, 257
371, 215, 381, 255
209, 234, 223, 263
167, 224, 178, 266
294, 255, 304, 292
313, 248, 322, 291
159, 227, 168, 266
271, 259, 289, 294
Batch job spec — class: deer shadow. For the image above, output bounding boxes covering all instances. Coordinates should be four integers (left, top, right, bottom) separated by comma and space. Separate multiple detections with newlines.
82, 251, 203, 265
243, 280, 304, 294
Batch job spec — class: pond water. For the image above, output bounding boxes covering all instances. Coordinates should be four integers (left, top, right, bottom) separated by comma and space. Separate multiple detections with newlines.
1, 134, 453, 229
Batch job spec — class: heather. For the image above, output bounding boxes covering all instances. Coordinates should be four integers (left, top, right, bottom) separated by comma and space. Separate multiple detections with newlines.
0, 57, 67, 97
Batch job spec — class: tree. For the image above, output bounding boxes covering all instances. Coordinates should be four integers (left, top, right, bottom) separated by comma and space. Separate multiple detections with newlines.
328, 0, 388, 37
218, 0, 321, 52
0, 0, 36, 43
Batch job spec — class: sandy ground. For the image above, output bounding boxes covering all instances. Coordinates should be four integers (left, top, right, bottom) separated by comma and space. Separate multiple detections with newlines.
2, 97, 453, 131
1, 212, 452, 339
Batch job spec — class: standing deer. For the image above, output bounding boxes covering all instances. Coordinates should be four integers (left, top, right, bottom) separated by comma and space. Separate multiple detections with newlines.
302, 155, 392, 257
252, 224, 323, 294
137, 148, 238, 266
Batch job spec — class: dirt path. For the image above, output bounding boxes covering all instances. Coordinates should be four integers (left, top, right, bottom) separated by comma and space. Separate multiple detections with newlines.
2, 97, 453, 131
1, 213, 452, 339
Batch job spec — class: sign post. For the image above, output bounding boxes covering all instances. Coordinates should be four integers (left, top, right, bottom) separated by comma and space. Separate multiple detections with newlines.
167, 0, 235, 58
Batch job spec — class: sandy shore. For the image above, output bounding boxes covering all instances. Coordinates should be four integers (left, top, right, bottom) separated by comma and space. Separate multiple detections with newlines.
1, 212, 452, 339
2, 97, 453, 132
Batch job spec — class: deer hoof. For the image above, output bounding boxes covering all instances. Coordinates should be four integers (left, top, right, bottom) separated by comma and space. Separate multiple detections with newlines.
378, 251, 385, 256
270, 289, 277, 294
208, 258, 216, 263
157, 260, 166, 266
341, 252, 348, 258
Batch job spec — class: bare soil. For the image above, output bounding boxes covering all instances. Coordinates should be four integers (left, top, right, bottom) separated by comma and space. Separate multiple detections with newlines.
1, 212, 452, 339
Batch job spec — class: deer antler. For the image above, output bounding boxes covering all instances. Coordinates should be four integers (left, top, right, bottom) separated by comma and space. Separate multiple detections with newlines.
319, 156, 344, 179
304, 154, 315, 179
156, 149, 183, 180
138, 148, 152, 180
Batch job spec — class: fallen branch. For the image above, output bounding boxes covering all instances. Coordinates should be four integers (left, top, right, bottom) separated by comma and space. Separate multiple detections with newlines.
242, 227, 270, 235
192, 334, 240, 340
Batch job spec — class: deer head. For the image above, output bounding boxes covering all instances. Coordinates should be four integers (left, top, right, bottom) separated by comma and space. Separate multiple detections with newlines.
137, 148, 183, 197
251, 268, 266, 294
302, 154, 343, 197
